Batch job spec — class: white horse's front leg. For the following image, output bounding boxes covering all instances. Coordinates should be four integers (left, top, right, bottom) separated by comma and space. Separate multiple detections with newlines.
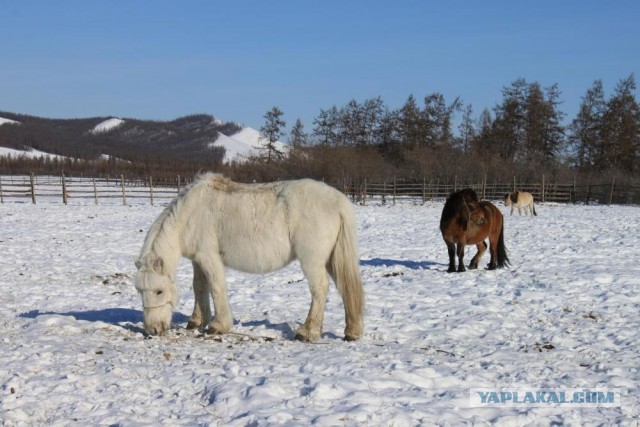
296, 264, 329, 342
199, 256, 233, 334
187, 261, 212, 330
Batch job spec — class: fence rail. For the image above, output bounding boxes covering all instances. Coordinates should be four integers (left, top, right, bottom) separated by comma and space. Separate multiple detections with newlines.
0, 174, 638, 206
0, 174, 182, 205
342, 178, 639, 206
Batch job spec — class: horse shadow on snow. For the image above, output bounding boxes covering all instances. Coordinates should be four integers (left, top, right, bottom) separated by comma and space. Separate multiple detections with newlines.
360, 258, 440, 270
18, 310, 311, 339
19, 308, 189, 335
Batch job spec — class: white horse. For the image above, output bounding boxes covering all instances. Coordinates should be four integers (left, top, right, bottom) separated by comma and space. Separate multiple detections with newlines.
504, 191, 537, 216
134, 173, 364, 342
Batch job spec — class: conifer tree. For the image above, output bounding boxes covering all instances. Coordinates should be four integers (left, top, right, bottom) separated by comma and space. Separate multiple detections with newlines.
260, 107, 286, 163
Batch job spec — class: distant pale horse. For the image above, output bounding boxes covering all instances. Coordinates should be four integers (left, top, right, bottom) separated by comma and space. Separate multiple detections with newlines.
135, 173, 364, 342
504, 191, 537, 216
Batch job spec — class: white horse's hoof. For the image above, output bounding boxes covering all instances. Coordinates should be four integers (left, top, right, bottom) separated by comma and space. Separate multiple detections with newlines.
295, 328, 320, 342
186, 320, 201, 330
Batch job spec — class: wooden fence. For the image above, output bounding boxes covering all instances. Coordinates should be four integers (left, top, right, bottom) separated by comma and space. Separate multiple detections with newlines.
0, 174, 638, 206
343, 177, 640, 206
343, 178, 571, 205
0, 174, 182, 205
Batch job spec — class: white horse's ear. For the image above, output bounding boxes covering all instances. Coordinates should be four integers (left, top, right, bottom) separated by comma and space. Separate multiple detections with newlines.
153, 257, 165, 274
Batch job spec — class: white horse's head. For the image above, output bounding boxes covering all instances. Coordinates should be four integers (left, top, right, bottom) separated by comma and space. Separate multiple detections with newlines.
134, 256, 178, 335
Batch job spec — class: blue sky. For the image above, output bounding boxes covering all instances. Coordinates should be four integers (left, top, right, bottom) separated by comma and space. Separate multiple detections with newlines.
1, 1, 638, 133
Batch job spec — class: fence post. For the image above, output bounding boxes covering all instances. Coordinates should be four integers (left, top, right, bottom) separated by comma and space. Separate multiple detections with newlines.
93, 178, 98, 205
542, 175, 546, 203
0, 176, 3, 204
608, 177, 615, 205
120, 175, 127, 205
422, 178, 426, 204
61, 172, 68, 205
30, 172, 36, 204
177, 174, 181, 193
362, 179, 367, 206
513, 176, 516, 192
483, 174, 487, 200
393, 178, 397, 206
149, 176, 155, 206
585, 182, 591, 205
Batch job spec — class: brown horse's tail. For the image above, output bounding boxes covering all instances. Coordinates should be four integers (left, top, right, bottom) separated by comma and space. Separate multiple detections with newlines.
532, 202, 537, 216
497, 222, 511, 268
329, 201, 365, 341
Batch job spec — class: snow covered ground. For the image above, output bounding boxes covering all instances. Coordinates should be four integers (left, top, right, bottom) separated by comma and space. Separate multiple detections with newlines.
0, 117, 21, 126
0, 197, 638, 425
0, 147, 69, 161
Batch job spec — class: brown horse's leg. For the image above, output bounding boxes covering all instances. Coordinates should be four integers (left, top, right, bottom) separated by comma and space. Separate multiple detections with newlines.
456, 243, 466, 272
487, 233, 498, 269
469, 241, 487, 269
446, 242, 456, 273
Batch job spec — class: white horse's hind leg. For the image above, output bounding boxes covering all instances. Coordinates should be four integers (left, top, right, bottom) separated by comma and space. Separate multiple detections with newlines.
199, 255, 233, 334
187, 261, 212, 330
296, 263, 330, 342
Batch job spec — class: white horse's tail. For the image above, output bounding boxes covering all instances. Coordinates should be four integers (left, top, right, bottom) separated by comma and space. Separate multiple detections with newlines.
329, 204, 365, 341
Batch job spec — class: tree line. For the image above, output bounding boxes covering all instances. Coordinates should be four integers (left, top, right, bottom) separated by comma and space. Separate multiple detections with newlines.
246, 74, 638, 185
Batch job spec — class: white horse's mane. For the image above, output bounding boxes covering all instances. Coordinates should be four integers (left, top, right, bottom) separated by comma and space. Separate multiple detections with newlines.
137, 173, 227, 265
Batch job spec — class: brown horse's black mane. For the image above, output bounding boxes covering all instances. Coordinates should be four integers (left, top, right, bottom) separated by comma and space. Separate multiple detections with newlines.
440, 188, 479, 227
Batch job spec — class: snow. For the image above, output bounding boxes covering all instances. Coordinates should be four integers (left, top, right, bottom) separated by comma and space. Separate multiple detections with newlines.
0, 146, 68, 160
212, 127, 287, 162
213, 131, 257, 161
0, 117, 21, 126
0, 198, 638, 425
91, 118, 124, 134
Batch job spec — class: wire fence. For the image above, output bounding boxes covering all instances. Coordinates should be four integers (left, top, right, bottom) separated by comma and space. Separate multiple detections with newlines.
0, 173, 638, 206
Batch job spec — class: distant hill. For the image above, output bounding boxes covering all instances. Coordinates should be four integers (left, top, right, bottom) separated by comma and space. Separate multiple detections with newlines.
0, 112, 285, 164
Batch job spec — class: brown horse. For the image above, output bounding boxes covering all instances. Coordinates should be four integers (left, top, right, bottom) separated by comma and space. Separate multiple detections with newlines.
440, 188, 510, 272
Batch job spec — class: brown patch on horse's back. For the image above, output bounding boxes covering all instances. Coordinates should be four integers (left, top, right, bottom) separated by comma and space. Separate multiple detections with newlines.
487, 202, 505, 232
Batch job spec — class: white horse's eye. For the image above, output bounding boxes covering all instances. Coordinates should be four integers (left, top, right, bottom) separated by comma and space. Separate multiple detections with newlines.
156, 290, 163, 296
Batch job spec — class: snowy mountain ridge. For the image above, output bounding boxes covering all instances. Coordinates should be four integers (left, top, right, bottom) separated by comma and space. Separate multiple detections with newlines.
0, 113, 282, 163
